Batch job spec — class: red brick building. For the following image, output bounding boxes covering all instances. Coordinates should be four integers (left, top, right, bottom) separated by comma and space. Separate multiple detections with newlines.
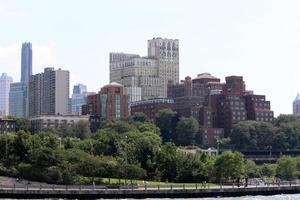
244, 93, 273, 122
131, 98, 174, 119
167, 73, 274, 144
82, 82, 128, 120
130, 73, 274, 145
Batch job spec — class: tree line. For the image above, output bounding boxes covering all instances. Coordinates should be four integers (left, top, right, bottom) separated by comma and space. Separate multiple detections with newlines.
229, 115, 300, 150
1, 112, 300, 185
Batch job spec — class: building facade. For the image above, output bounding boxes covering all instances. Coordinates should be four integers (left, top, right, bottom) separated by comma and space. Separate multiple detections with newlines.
0, 73, 13, 116
0, 118, 16, 133
28, 68, 69, 117
131, 98, 175, 119
30, 115, 89, 133
21, 42, 32, 83
167, 73, 274, 143
9, 82, 28, 118
109, 37, 179, 102
9, 42, 33, 118
82, 82, 128, 120
71, 84, 91, 115
293, 94, 300, 116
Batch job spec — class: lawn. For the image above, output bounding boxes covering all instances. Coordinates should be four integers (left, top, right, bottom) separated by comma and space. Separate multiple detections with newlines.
100, 177, 216, 188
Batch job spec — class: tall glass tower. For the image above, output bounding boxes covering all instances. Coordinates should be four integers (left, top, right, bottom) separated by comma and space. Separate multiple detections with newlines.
0, 73, 13, 116
21, 42, 32, 83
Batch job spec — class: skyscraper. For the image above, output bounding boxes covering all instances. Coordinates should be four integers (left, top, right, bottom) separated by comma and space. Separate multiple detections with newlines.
9, 82, 27, 118
21, 42, 32, 83
71, 84, 91, 115
109, 37, 179, 102
28, 68, 70, 117
0, 73, 13, 116
293, 94, 300, 116
9, 42, 33, 118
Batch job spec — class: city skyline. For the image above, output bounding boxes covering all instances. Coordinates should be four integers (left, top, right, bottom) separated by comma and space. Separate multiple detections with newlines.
1, 0, 300, 116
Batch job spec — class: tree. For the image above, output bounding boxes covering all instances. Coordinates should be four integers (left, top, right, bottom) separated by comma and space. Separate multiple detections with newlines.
71, 120, 91, 139
45, 166, 63, 184
13, 130, 31, 162
215, 151, 246, 181
175, 152, 205, 183
260, 163, 276, 178
120, 164, 147, 180
276, 156, 298, 181
230, 121, 276, 150
175, 117, 199, 146
154, 109, 178, 143
154, 143, 178, 182
131, 112, 150, 123
273, 114, 299, 126
274, 121, 300, 149
6, 116, 31, 132
245, 160, 260, 178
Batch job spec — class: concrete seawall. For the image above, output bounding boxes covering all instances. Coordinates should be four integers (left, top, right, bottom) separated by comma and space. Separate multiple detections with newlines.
1, 185, 300, 199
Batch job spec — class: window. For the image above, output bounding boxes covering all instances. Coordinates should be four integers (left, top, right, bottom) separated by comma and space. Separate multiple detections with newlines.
115, 94, 121, 118
100, 94, 107, 117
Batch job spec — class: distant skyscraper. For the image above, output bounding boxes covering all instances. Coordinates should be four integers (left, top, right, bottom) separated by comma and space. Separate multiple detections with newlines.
293, 93, 300, 116
9, 82, 27, 118
0, 73, 13, 116
71, 84, 88, 115
21, 42, 32, 83
28, 68, 69, 117
109, 37, 179, 102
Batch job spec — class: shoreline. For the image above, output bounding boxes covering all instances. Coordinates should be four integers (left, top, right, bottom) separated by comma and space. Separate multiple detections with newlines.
0, 185, 300, 199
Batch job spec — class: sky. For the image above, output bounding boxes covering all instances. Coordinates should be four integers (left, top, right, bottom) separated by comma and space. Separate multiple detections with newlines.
0, 0, 300, 116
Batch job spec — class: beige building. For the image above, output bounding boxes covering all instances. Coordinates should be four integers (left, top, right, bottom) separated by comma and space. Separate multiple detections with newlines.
29, 68, 69, 117
110, 37, 179, 102
30, 115, 89, 132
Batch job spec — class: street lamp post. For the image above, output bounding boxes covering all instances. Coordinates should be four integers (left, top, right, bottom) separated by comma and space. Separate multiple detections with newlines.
217, 138, 220, 156
125, 135, 128, 185
4, 121, 8, 162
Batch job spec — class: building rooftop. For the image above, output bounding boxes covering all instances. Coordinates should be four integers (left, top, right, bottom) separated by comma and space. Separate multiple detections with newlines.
103, 82, 123, 88
194, 73, 219, 80
294, 93, 300, 102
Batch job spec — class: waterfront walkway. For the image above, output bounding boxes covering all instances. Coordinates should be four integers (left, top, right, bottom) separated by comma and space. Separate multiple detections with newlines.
1, 183, 300, 199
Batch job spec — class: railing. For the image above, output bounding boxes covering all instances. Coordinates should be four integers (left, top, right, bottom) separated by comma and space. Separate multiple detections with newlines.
0, 180, 299, 192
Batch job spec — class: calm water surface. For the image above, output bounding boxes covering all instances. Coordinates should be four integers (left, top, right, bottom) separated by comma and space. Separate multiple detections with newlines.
126, 194, 300, 199
4, 194, 300, 199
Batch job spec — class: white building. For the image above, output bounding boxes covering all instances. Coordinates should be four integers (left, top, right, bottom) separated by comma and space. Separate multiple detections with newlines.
0, 73, 13, 116
109, 37, 179, 102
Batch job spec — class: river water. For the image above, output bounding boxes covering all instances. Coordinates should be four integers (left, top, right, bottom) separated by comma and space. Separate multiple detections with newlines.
131, 194, 300, 199
3, 194, 300, 199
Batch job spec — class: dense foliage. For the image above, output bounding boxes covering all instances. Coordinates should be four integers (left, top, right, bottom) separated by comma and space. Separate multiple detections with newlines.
229, 115, 300, 150
1, 113, 300, 184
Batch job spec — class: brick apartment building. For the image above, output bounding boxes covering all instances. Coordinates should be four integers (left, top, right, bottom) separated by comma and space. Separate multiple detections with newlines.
131, 98, 174, 119
132, 73, 273, 145
82, 82, 128, 131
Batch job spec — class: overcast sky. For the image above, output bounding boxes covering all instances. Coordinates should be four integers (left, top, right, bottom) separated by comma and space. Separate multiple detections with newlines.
1, 0, 300, 116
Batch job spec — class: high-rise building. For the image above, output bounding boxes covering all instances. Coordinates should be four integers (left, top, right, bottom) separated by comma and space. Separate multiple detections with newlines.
0, 73, 13, 116
148, 38, 179, 97
71, 84, 94, 115
109, 37, 179, 102
293, 94, 300, 116
28, 68, 69, 117
21, 42, 32, 83
9, 82, 27, 118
